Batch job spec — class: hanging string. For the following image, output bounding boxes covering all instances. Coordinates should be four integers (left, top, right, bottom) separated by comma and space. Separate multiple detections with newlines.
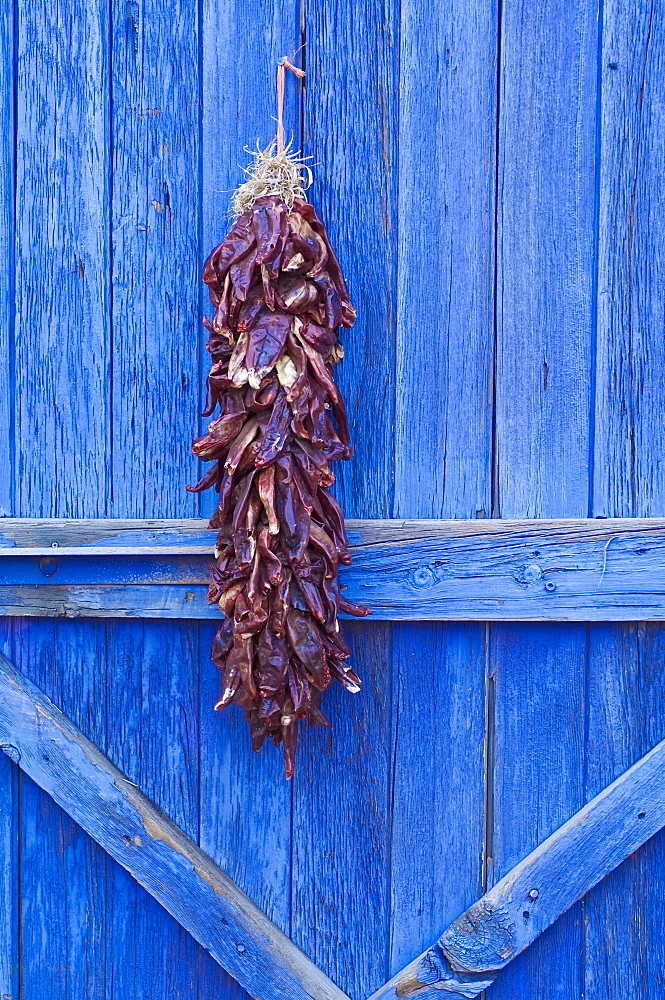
276, 56, 305, 154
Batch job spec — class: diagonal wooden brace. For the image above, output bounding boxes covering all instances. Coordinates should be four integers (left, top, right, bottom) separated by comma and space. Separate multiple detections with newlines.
369, 738, 665, 999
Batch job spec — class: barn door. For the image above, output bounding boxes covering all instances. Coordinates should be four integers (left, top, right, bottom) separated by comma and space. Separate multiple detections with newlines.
1, 1, 664, 999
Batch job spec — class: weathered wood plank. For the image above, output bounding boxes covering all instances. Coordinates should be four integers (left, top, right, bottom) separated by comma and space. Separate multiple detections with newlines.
6, 518, 665, 620
393, 0, 495, 520
0, 0, 12, 519
292, 1, 398, 993
488, 623, 587, 997
586, 6, 665, 996
491, 1, 600, 996
198, 8, 300, 994
106, 0, 230, 989
388, 0, 496, 980
14, 0, 112, 990
5, 514, 665, 547
584, 624, 665, 1000
104, 619, 219, 998
388, 623, 486, 973
293, 621, 394, 997
593, 0, 665, 519
370, 735, 665, 1000
494, 0, 597, 519
0, 751, 18, 1000
15, 619, 109, 1000
109, 0, 200, 520
0, 621, 18, 1000
0, 0, 16, 986
0, 650, 349, 1000
14, 0, 110, 518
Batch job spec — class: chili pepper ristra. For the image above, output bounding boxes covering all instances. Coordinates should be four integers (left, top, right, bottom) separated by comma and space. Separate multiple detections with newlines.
187, 56, 371, 778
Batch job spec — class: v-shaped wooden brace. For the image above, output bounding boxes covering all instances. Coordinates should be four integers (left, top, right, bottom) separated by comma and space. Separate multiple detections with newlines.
0, 651, 663, 1000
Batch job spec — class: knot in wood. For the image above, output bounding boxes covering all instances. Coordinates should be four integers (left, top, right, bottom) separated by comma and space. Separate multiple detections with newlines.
440, 901, 514, 973
409, 561, 447, 590
513, 562, 543, 586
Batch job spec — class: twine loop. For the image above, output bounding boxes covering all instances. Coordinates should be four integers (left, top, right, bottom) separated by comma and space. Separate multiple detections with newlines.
276, 56, 305, 154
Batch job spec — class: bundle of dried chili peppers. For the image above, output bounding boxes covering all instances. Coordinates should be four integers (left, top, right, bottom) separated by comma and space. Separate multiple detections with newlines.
188, 145, 370, 778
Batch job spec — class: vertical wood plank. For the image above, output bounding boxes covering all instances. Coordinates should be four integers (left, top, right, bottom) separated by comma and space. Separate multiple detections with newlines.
104, 619, 226, 999
489, 622, 586, 999
585, 624, 665, 1000
13, 2, 112, 994
110, 0, 201, 519
305, 0, 398, 522
0, 0, 13, 518
593, 3, 665, 518
198, 0, 300, 522
14, 0, 110, 519
291, 2, 398, 996
0, 622, 18, 1000
588, 8, 665, 994
0, 756, 18, 1000
14, 619, 108, 1000
0, 0, 16, 989
388, 623, 486, 974
491, 1, 599, 997
106, 3, 229, 996
394, 0, 496, 520
293, 621, 393, 999
388, 0, 495, 983
198, 4, 300, 998
494, 0, 598, 519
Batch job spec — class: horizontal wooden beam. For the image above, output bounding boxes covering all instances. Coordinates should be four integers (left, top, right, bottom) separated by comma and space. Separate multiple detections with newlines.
369, 737, 665, 1000
3, 517, 665, 620
0, 652, 349, 1000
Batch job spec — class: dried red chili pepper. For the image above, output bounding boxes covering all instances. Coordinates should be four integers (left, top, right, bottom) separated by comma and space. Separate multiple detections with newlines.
189, 145, 370, 778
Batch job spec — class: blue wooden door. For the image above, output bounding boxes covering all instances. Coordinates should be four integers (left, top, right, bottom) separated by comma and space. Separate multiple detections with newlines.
1, 1, 664, 998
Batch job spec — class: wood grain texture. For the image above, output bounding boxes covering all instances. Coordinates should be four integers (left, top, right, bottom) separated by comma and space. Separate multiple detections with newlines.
12, 1, 113, 990
388, 623, 486, 974
593, 0, 665, 518
13, 619, 109, 1000
3, 0, 664, 994
14, 0, 110, 518
110, 0, 200, 519
106, 0, 230, 993
198, 0, 300, 522
387, 0, 495, 985
0, 649, 350, 1000
0, 0, 15, 986
291, 3, 398, 995
394, 0, 496, 520
488, 623, 587, 999
0, 752, 18, 1000
293, 621, 394, 999
371, 732, 665, 1000
494, 0, 598, 518
0, 622, 18, 1000
0, 0, 13, 518
198, 6, 301, 999
584, 624, 665, 999
587, 5, 665, 995
7, 518, 665, 620
6, 514, 665, 547
103, 619, 220, 1000
305, 0, 397, 523
491, 2, 600, 997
